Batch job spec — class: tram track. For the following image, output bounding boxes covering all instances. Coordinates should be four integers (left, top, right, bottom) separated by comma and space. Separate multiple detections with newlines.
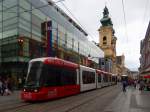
41, 85, 118, 112
0, 101, 31, 112
64, 85, 118, 112
1, 85, 118, 112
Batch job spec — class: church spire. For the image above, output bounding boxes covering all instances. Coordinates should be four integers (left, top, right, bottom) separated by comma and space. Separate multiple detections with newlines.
100, 6, 113, 26
103, 6, 109, 18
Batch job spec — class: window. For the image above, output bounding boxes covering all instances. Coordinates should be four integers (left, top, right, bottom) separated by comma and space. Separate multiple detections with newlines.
103, 36, 107, 41
103, 36, 107, 45
98, 74, 101, 82
103, 74, 108, 82
1, 42, 18, 58
61, 69, 77, 85
40, 65, 61, 86
19, 0, 30, 11
40, 64, 77, 86
82, 71, 95, 84
26, 61, 43, 86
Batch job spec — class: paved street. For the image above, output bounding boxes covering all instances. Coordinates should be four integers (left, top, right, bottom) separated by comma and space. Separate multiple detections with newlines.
0, 84, 150, 112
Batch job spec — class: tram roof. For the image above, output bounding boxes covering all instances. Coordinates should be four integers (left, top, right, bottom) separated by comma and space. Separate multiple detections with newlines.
80, 65, 95, 71
29, 57, 78, 68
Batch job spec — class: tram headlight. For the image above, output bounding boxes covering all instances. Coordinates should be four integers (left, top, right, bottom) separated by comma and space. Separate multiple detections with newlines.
34, 89, 38, 92
23, 89, 26, 92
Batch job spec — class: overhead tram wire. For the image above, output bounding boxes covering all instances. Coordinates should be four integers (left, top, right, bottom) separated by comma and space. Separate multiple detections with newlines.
140, 0, 150, 39
59, 2, 96, 41
105, 0, 116, 28
142, 0, 149, 24
121, 0, 128, 43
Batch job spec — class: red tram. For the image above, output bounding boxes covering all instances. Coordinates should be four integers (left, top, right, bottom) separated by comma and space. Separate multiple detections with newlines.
21, 57, 117, 101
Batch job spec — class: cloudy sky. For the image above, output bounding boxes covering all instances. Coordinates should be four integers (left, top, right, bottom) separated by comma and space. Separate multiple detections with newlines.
55, 0, 150, 71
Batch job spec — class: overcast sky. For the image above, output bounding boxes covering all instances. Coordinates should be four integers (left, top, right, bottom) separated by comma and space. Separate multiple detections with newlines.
55, 0, 150, 71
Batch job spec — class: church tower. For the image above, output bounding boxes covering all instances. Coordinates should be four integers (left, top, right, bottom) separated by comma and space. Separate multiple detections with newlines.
98, 6, 117, 73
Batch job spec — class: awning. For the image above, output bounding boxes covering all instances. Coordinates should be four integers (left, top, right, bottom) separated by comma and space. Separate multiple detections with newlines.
143, 75, 150, 78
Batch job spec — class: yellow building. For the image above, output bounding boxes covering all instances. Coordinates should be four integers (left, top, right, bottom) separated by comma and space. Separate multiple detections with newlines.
98, 6, 117, 74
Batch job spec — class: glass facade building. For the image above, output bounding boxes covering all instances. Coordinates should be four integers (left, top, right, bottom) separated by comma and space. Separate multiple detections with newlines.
0, 0, 104, 87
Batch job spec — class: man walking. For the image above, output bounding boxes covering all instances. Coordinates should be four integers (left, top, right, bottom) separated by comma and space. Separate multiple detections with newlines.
122, 80, 127, 92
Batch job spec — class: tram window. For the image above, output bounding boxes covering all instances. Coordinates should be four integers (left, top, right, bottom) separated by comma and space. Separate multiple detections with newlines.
82, 71, 95, 84
40, 65, 61, 86
40, 64, 77, 86
109, 76, 112, 82
103, 75, 108, 82
61, 69, 77, 85
26, 61, 43, 86
98, 74, 101, 82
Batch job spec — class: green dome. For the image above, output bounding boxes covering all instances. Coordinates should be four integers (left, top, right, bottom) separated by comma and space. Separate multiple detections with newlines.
100, 6, 113, 26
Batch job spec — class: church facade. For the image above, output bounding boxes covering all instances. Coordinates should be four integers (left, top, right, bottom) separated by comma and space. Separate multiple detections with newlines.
98, 6, 125, 76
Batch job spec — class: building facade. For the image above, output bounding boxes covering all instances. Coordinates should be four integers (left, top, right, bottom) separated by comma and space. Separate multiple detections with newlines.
98, 6, 117, 74
116, 55, 125, 76
139, 21, 150, 76
130, 71, 139, 80
0, 0, 104, 87
99, 58, 112, 72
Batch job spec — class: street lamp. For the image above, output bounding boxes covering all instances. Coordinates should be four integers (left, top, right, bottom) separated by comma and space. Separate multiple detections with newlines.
88, 54, 101, 59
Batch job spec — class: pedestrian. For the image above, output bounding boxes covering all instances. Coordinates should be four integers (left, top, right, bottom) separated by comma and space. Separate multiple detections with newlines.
122, 80, 127, 92
1, 77, 5, 96
3, 78, 11, 95
7, 76, 14, 93
0, 77, 3, 95
139, 79, 145, 91
18, 77, 22, 89
134, 80, 137, 89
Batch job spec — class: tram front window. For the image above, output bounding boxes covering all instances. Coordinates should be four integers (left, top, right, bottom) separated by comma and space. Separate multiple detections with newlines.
25, 61, 43, 87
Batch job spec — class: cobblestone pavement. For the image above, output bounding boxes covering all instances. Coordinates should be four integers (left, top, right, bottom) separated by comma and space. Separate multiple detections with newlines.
103, 86, 150, 112
0, 91, 20, 103
0, 91, 30, 112
0, 84, 150, 112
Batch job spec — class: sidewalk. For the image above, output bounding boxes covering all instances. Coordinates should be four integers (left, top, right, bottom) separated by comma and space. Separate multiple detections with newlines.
0, 91, 21, 107
104, 86, 150, 112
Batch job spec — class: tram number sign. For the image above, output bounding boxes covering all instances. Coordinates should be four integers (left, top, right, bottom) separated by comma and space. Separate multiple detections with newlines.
48, 89, 57, 97
24, 93, 32, 99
